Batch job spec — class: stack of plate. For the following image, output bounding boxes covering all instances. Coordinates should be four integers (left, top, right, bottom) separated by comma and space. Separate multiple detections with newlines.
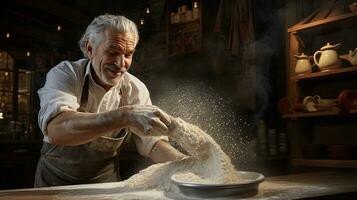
326, 145, 354, 160
278, 132, 288, 155
268, 129, 277, 156
257, 120, 267, 156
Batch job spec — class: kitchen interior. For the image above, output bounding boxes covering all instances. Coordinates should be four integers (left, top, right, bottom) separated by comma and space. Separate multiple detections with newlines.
0, 0, 357, 199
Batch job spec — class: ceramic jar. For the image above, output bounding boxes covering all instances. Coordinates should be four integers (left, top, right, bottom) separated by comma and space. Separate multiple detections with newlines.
294, 53, 312, 74
313, 43, 341, 71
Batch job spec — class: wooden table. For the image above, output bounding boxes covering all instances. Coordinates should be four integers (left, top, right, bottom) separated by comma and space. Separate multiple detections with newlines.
1, 170, 357, 199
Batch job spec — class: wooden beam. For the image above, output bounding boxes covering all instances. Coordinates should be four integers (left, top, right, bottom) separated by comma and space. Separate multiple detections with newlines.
14, 0, 90, 25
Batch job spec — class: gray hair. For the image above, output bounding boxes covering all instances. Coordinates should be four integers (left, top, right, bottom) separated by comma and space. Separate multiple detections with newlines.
78, 14, 139, 57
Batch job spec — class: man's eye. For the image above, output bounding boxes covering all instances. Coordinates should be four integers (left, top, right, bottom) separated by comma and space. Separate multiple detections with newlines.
125, 54, 132, 58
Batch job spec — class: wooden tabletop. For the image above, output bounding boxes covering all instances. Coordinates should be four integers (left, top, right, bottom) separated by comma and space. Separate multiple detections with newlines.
1, 170, 357, 199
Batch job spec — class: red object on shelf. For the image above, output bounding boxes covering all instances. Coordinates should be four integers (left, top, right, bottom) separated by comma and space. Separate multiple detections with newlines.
337, 89, 357, 112
278, 96, 305, 114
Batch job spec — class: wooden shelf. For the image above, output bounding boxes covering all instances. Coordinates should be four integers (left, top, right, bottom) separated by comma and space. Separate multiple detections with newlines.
288, 11, 357, 33
291, 66, 357, 81
282, 109, 357, 119
167, 0, 202, 57
292, 159, 357, 169
286, 5, 357, 171
282, 110, 341, 119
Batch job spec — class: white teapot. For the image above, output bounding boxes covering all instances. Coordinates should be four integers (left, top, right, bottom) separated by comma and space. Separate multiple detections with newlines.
313, 43, 341, 70
294, 53, 312, 74
348, 48, 357, 66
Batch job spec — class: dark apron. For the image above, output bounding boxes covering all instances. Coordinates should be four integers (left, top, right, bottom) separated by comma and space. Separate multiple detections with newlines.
34, 61, 130, 187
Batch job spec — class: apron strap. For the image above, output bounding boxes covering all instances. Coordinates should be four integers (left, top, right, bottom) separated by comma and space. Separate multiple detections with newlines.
78, 60, 90, 112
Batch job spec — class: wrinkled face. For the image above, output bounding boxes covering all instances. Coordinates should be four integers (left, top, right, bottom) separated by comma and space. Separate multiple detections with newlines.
86, 29, 136, 91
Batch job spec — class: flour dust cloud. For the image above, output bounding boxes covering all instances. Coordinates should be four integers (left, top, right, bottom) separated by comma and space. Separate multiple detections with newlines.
151, 79, 255, 166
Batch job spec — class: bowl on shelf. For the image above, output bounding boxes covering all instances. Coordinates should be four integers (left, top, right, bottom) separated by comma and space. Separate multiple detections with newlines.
303, 96, 318, 112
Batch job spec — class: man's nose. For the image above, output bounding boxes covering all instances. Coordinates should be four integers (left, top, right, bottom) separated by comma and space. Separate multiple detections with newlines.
114, 55, 125, 69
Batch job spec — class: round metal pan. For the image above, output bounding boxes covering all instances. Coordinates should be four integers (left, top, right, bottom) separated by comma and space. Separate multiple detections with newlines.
171, 171, 264, 198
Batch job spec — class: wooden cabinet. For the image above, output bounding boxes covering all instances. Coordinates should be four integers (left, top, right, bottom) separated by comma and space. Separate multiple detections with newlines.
167, 0, 202, 56
285, 4, 357, 169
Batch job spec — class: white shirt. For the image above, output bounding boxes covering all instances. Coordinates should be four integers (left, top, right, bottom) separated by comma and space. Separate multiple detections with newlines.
38, 59, 167, 157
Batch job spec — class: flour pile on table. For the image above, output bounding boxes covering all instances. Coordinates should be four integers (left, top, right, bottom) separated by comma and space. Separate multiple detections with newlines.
118, 117, 241, 192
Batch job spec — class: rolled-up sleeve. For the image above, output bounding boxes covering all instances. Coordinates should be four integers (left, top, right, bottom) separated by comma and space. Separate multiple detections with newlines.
132, 133, 169, 157
38, 62, 80, 136
125, 74, 169, 157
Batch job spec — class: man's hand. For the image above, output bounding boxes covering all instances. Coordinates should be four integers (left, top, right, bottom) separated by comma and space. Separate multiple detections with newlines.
123, 105, 172, 136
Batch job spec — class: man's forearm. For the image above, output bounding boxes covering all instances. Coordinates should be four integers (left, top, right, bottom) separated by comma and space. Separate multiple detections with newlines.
47, 108, 129, 146
150, 140, 187, 163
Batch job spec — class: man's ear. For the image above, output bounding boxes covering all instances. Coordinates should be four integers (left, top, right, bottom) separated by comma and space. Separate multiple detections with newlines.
86, 41, 94, 59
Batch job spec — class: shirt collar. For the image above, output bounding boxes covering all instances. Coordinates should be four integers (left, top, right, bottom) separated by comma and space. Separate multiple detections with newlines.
84, 59, 92, 80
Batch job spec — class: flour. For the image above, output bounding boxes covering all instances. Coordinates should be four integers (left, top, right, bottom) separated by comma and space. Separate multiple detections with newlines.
116, 117, 241, 193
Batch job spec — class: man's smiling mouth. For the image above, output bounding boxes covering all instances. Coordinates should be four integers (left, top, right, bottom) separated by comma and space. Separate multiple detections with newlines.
107, 66, 125, 76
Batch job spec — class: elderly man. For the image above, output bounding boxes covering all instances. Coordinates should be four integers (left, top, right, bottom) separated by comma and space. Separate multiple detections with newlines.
34, 14, 185, 187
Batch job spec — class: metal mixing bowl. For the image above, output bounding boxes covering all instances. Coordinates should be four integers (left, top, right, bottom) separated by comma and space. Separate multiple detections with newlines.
171, 171, 264, 198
